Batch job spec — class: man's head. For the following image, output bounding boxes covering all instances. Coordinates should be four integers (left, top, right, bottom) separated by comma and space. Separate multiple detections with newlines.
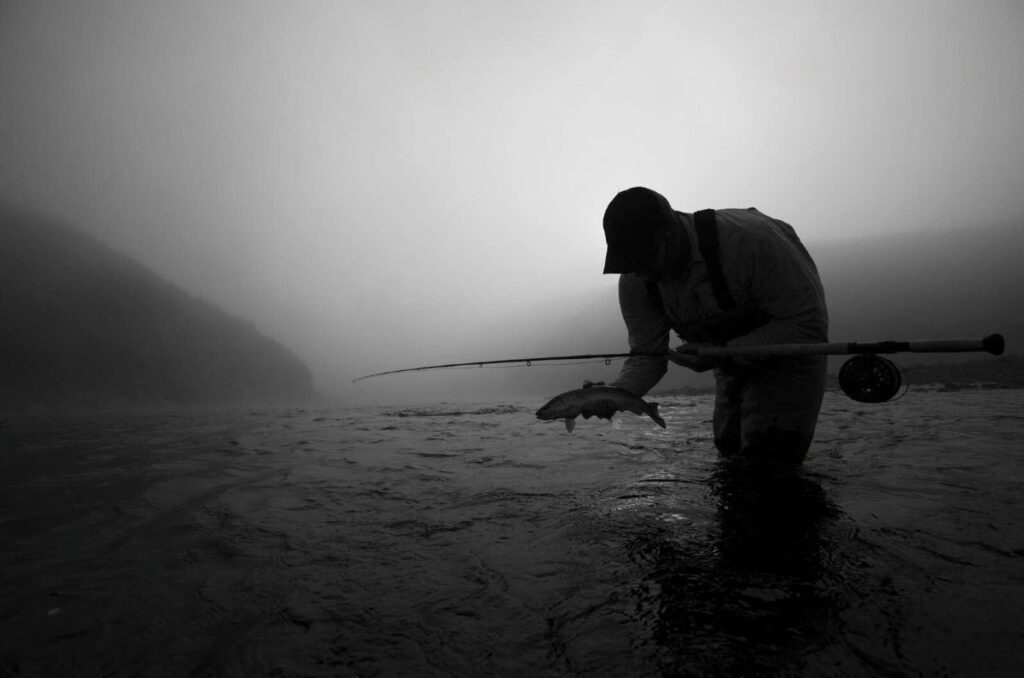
602, 187, 677, 276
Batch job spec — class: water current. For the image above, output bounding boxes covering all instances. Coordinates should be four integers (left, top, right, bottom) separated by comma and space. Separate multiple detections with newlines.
1, 389, 1022, 677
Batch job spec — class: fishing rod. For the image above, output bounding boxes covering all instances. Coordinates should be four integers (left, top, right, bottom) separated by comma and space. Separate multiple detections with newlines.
353, 332, 1004, 389
678, 333, 1005, 358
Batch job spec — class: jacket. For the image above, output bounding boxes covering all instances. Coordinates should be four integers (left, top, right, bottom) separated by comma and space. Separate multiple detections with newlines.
610, 208, 828, 397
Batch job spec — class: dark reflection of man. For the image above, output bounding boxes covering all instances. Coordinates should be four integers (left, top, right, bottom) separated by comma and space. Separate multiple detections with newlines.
626, 458, 842, 677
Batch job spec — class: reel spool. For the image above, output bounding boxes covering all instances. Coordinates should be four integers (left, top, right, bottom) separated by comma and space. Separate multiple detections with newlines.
838, 354, 905, 403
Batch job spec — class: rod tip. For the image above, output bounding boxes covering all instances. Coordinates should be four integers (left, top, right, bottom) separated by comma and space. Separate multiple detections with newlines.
983, 333, 1005, 356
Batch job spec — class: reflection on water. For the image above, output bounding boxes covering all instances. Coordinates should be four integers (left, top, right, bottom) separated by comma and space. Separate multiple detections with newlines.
626, 458, 842, 676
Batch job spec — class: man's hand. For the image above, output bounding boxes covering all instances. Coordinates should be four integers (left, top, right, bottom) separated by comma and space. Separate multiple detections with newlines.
667, 344, 722, 373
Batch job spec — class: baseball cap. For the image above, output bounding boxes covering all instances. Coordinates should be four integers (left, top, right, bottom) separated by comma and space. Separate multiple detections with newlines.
602, 187, 676, 274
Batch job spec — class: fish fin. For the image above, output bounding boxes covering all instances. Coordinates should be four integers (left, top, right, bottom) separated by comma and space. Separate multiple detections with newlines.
564, 417, 576, 433
649, 403, 667, 428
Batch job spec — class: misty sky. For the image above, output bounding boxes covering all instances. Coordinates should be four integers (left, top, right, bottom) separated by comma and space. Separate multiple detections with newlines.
2, 1, 1023, 400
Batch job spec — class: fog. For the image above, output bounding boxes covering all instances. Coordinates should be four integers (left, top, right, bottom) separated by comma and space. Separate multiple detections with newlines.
2, 1, 1022, 404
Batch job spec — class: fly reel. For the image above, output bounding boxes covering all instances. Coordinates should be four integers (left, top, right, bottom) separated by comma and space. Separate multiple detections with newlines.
838, 354, 906, 403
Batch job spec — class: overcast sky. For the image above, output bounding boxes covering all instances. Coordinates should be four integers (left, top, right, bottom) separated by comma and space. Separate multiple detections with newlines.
2, 1, 1022, 401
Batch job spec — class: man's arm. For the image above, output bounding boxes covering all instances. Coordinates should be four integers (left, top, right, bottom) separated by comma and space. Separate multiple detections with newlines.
608, 274, 671, 396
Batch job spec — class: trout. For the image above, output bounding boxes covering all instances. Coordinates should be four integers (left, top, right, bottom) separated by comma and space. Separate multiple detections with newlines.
536, 385, 667, 433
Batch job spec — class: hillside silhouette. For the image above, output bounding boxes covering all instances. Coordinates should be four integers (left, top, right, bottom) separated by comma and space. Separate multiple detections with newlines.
1, 205, 317, 410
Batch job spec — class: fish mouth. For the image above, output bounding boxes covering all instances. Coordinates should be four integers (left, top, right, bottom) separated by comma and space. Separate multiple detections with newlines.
536, 406, 564, 421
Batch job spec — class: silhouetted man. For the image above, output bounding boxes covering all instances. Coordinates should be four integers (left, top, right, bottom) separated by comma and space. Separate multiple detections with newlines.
601, 186, 829, 466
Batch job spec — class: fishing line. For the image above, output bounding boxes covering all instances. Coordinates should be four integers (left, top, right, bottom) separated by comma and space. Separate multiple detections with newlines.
351, 376, 384, 406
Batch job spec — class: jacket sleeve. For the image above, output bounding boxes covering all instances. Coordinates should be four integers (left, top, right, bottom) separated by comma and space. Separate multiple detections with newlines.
609, 274, 671, 396
727, 230, 829, 347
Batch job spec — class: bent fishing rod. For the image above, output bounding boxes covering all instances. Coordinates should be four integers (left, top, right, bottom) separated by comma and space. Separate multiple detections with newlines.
352, 333, 1005, 382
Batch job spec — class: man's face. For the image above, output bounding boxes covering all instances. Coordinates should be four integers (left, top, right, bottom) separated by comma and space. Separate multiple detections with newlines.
634, 237, 667, 282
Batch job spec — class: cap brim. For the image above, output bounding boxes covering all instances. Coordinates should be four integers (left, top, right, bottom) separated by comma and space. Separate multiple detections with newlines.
604, 245, 659, 274
603, 248, 632, 274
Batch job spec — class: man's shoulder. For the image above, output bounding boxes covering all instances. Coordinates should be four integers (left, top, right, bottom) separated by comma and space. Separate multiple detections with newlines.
714, 208, 782, 241
714, 207, 774, 226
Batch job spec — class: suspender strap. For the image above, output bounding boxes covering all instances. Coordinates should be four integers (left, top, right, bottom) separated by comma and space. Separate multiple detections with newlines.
693, 209, 735, 310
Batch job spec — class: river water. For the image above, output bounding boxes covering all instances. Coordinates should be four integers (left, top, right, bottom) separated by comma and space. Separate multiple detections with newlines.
2, 389, 1023, 677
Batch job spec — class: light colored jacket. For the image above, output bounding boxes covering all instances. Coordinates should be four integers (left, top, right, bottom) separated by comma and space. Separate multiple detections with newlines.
610, 208, 828, 397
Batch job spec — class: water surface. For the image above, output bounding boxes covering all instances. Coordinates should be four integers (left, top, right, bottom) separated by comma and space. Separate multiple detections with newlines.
2, 390, 1022, 676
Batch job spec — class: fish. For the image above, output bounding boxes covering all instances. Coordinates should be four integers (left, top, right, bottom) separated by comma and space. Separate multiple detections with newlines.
536, 385, 667, 433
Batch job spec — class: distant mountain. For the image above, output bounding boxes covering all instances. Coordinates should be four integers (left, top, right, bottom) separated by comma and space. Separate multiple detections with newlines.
812, 219, 1024, 351
0, 205, 317, 410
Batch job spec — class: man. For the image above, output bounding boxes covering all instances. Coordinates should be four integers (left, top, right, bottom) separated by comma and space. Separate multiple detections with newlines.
601, 186, 829, 465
